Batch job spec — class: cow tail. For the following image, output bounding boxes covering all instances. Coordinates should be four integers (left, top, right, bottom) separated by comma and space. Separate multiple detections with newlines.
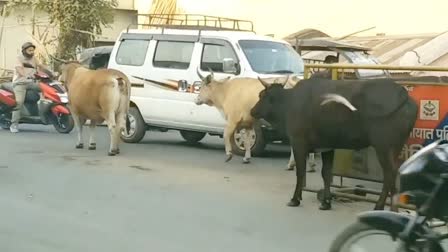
116, 77, 125, 91
115, 76, 131, 135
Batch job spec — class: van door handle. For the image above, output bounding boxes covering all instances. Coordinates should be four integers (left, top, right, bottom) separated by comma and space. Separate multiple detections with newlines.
177, 80, 188, 92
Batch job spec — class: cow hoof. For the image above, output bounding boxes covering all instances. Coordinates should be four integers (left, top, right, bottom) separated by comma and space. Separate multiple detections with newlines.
307, 168, 316, 173
88, 145, 96, 150
108, 149, 120, 155
76, 143, 84, 149
287, 199, 301, 207
242, 158, 250, 164
225, 154, 233, 162
286, 167, 294, 171
319, 200, 332, 210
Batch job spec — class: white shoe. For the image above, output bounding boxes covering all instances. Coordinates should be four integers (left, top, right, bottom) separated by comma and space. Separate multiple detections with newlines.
10, 124, 19, 133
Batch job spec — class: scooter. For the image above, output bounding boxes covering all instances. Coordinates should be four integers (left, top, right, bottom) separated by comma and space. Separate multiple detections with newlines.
329, 140, 448, 252
0, 68, 74, 133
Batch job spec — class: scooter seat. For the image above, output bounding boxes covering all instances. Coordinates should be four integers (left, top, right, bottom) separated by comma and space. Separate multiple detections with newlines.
0, 82, 40, 104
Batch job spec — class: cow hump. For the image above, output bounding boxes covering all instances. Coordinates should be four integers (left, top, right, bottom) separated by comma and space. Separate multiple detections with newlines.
356, 79, 408, 117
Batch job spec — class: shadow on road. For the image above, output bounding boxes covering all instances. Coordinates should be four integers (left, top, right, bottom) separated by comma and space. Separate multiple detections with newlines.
137, 138, 291, 160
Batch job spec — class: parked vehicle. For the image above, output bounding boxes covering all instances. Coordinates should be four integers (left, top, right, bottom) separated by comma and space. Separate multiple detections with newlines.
329, 139, 448, 252
287, 38, 390, 79
77, 46, 113, 70
0, 70, 74, 133
108, 14, 304, 156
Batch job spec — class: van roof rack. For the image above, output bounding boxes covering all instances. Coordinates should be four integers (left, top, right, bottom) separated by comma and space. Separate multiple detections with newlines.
126, 14, 255, 33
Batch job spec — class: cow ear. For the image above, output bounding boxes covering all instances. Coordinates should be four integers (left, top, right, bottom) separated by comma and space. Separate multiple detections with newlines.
207, 68, 215, 80
205, 74, 213, 85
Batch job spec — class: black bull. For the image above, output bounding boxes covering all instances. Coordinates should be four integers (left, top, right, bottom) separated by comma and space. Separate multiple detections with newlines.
250, 78, 418, 210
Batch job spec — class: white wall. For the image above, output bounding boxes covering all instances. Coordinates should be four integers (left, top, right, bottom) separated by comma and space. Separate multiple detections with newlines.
99, 9, 138, 43
0, 7, 56, 70
116, 0, 135, 10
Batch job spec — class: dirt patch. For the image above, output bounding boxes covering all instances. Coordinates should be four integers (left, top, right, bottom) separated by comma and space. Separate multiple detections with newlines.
62, 156, 77, 161
61, 155, 88, 161
22, 150, 44, 154
129, 165, 152, 171
85, 160, 102, 166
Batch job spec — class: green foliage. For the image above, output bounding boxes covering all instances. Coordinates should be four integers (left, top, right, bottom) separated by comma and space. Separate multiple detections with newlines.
7, 0, 118, 60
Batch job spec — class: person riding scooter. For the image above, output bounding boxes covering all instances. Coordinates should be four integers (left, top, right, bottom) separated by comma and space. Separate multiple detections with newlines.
11, 42, 54, 133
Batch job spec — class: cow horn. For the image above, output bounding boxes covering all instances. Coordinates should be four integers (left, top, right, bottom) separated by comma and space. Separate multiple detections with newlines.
258, 77, 270, 88
321, 94, 357, 111
196, 67, 206, 81
283, 75, 290, 86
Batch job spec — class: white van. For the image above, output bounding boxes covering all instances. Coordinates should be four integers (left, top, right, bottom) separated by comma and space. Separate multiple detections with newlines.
107, 15, 305, 156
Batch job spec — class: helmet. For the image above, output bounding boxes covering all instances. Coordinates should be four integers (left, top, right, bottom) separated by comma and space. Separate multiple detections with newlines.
21, 42, 36, 52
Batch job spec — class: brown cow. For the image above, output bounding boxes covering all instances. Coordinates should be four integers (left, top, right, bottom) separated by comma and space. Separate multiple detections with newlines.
195, 69, 289, 163
58, 62, 131, 156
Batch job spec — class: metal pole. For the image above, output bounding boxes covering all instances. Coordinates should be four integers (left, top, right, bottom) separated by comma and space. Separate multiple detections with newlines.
31, 5, 36, 36
303, 187, 416, 211
305, 63, 448, 72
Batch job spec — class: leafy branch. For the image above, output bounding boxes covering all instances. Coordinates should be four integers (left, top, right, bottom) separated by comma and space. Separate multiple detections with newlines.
7, 0, 118, 61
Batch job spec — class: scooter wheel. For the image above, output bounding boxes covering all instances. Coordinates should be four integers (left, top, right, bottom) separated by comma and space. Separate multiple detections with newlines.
53, 114, 74, 134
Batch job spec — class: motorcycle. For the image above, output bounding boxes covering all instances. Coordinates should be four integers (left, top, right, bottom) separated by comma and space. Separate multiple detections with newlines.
329, 139, 448, 252
0, 67, 74, 133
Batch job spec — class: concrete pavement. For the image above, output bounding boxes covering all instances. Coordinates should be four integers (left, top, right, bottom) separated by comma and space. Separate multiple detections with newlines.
0, 125, 373, 252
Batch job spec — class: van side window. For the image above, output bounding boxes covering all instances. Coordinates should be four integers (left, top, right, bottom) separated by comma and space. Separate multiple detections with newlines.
116, 39, 150, 66
153, 41, 194, 69
201, 43, 237, 72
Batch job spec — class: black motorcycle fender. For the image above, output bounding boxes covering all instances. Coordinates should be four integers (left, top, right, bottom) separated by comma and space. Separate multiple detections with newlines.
358, 211, 415, 238
358, 211, 431, 240
358, 211, 444, 251
359, 211, 440, 239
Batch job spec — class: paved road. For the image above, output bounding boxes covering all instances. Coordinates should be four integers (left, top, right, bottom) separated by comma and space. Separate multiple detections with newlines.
0, 125, 374, 252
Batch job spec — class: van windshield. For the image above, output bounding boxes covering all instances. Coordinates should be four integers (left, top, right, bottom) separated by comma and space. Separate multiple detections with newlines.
239, 40, 304, 75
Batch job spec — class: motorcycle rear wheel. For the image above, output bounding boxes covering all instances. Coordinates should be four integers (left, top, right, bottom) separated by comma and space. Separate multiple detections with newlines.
329, 222, 422, 252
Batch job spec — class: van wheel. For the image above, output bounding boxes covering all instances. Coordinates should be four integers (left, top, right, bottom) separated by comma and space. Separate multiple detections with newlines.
180, 130, 206, 143
231, 123, 266, 157
121, 107, 146, 143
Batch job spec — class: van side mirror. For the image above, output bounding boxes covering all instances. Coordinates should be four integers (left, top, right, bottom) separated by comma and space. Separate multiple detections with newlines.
222, 58, 240, 75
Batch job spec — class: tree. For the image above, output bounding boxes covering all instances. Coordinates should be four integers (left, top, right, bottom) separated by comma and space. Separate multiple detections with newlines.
7, 0, 117, 60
